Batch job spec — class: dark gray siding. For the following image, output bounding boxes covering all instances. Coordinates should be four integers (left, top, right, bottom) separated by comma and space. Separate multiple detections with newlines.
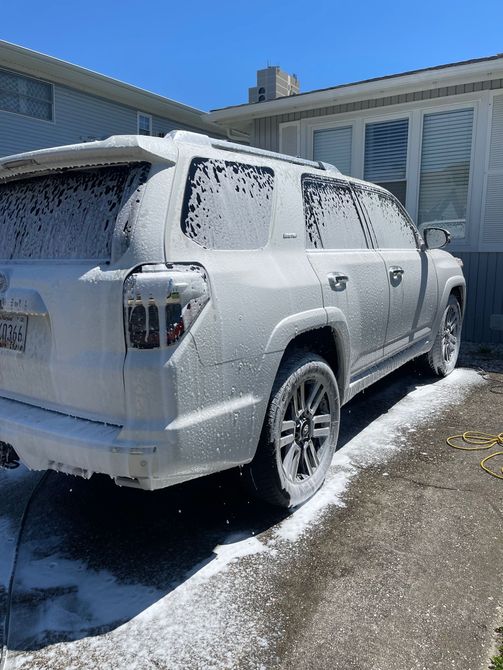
252, 78, 503, 151
457, 252, 503, 344
0, 79, 210, 157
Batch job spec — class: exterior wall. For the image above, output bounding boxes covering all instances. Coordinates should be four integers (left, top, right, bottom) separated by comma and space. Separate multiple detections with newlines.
251, 78, 503, 343
0, 74, 210, 158
457, 252, 503, 344
252, 78, 503, 151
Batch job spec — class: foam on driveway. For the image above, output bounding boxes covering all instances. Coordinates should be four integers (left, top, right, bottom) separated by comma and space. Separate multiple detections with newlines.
1, 368, 491, 670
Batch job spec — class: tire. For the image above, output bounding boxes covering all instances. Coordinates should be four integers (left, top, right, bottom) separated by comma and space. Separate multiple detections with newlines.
427, 294, 462, 377
244, 352, 340, 508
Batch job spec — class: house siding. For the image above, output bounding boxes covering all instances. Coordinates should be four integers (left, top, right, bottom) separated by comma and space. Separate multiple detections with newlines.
251, 77, 503, 151
457, 252, 503, 344
250, 77, 503, 344
0, 79, 208, 158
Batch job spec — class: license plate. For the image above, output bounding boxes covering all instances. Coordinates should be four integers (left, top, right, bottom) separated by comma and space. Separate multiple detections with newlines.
0, 313, 28, 352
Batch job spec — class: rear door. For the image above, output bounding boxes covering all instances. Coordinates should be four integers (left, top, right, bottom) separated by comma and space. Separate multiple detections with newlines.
303, 174, 389, 374
354, 186, 438, 357
0, 162, 150, 424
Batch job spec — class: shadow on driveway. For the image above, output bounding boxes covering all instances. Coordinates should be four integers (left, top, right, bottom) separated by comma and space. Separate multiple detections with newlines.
5, 361, 434, 652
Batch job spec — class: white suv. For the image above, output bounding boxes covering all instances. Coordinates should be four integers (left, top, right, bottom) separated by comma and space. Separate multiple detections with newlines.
0, 131, 464, 507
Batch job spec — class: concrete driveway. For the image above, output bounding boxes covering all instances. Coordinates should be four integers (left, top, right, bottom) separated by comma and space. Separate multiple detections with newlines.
0, 362, 502, 670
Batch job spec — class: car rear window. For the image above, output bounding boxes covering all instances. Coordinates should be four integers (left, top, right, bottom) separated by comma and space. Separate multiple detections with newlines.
181, 157, 274, 249
0, 162, 150, 261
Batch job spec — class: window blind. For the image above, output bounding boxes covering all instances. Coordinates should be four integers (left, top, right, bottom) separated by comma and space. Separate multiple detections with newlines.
313, 126, 352, 175
364, 119, 409, 182
418, 108, 474, 239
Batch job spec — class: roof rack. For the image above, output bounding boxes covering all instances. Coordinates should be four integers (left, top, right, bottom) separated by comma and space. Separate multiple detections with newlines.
211, 137, 341, 173
168, 130, 341, 174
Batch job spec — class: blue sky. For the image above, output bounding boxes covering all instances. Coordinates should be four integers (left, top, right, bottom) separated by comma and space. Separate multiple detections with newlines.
2, 0, 503, 111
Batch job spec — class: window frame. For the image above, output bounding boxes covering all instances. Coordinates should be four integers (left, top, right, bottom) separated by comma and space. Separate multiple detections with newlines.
0, 67, 55, 124
301, 95, 483, 251
415, 102, 477, 247
137, 111, 152, 136
301, 173, 372, 251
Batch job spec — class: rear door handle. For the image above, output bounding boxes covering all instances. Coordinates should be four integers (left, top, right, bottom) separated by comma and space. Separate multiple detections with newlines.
327, 272, 349, 290
389, 266, 404, 278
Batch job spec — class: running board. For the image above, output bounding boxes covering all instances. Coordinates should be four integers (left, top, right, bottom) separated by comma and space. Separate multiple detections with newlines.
346, 338, 431, 403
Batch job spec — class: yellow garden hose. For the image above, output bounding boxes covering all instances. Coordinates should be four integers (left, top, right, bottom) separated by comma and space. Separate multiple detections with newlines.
447, 431, 503, 480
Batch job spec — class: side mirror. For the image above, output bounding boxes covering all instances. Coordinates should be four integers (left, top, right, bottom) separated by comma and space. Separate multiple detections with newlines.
423, 227, 451, 250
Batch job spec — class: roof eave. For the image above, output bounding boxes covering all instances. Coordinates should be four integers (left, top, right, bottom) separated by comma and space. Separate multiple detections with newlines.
209, 56, 503, 124
0, 40, 225, 136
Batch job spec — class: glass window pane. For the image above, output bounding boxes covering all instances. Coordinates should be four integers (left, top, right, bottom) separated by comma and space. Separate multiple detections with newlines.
357, 188, 417, 249
0, 68, 53, 121
313, 127, 352, 175
181, 158, 274, 249
138, 114, 151, 135
418, 108, 473, 239
302, 176, 368, 250
364, 119, 409, 182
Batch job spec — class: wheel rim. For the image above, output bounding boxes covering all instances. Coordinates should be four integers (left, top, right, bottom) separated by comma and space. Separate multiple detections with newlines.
279, 375, 333, 484
442, 304, 460, 364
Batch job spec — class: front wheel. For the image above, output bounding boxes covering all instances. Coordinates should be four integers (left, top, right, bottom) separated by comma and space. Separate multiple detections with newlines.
244, 352, 340, 508
427, 294, 462, 377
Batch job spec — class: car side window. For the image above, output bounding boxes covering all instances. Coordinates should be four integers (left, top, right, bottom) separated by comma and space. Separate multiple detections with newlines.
356, 187, 418, 249
180, 157, 274, 250
302, 175, 368, 250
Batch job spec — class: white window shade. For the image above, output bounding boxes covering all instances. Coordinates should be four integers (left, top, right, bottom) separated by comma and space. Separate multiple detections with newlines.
364, 119, 408, 181
418, 108, 474, 239
313, 126, 352, 175
481, 95, 503, 247
364, 119, 408, 203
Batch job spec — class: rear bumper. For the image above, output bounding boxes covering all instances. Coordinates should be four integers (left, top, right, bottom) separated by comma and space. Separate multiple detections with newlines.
0, 389, 263, 491
0, 396, 162, 490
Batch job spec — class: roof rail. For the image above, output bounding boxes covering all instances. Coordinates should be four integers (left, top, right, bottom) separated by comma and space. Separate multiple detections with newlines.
167, 130, 341, 174
211, 137, 341, 173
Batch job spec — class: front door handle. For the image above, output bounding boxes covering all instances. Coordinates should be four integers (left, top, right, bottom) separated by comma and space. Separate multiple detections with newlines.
327, 272, 349, 290
389, 266, 405, 278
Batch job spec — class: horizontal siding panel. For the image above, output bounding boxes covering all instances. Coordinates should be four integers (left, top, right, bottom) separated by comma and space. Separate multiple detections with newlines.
1, 81, 212, 157
457, 251, 503, 344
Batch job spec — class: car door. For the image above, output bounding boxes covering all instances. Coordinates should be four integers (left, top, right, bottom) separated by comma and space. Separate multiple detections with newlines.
354, 186, 438, 357
302, 174, 389, 375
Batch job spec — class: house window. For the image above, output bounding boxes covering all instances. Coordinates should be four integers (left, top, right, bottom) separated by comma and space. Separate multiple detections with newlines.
0, 67, 53, 121
137, 112, 152, 136
364, 119, 409, 204
418, 108, 474, 239
313, 126, 352, 175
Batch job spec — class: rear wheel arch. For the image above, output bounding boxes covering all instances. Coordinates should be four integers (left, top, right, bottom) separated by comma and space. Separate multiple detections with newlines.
273, 326, 347, 403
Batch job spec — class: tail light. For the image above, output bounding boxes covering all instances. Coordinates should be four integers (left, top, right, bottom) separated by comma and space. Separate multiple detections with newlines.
124, 263, 209, 349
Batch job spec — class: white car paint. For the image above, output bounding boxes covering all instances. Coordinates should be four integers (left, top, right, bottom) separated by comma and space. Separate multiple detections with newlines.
0, 131, 465, 492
